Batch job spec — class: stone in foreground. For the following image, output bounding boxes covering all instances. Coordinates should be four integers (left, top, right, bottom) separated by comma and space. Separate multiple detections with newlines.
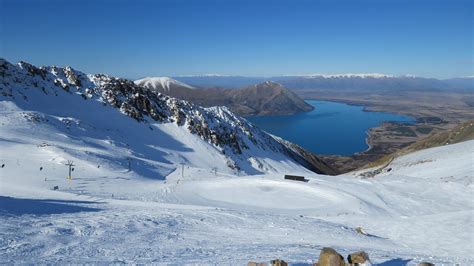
271, 258, 288, 266
315, 247, 346, 266
347, 251, 370, 265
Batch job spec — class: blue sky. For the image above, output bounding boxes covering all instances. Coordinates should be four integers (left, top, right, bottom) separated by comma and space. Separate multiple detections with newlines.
1, 0, 473, 79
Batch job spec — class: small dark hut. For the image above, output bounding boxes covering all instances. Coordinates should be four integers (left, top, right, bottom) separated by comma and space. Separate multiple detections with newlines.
284, 175, 309, 182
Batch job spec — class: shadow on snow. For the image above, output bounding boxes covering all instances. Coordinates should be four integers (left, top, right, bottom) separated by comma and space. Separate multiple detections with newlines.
376, 258, 412, 266
0, 196, 102, 216
291, 258, 412, 266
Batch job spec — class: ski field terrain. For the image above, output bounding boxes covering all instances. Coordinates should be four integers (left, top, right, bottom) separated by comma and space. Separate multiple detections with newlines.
0, 59, 473, 264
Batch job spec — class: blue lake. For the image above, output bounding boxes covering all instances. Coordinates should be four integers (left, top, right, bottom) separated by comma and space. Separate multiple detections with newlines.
247, 100, 415, 156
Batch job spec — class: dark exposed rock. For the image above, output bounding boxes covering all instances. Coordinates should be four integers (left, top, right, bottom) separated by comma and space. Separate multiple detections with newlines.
0, 58, 337, 175
271, 259, 288, 266
18, 61, 47, 80
347, 251, 369, 265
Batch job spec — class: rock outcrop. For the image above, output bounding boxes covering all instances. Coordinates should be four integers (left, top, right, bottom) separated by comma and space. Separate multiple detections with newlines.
347, 251, 370, 265
315, 247, 346, 266
270, 259, 288, 266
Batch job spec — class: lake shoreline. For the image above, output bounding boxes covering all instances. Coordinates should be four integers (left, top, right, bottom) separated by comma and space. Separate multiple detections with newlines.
298, 96, 463, 173
248, 100, 418, 173
248, 95, 468, 173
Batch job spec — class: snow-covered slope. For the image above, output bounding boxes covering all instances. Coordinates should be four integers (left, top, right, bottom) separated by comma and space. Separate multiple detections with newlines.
134, 77, 195, 92
1, 124, 472, 264
0, 59, 333, 176
1, 59, 472, 264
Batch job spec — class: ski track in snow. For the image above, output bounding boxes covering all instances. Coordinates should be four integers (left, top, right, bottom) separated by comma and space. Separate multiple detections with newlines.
1, 131, 472, 264
0, 60, 473, 264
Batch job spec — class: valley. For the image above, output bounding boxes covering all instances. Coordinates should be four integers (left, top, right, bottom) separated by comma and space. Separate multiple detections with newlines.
2, 0, 473, 264
294, 89, 474, 171
173, 74, 474, 172
0, 59, 473, 264
1, 109, 472, 264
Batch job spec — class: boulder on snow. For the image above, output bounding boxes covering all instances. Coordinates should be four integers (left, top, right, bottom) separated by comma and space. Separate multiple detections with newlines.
271, 259, 288, 266
355, 227, 368, 236
347, 251, 370, 265
315, 247, 345, 266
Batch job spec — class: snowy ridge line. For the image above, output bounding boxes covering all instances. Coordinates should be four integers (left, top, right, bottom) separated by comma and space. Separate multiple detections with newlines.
0, 58, 332, 175
134, 77, 195, 92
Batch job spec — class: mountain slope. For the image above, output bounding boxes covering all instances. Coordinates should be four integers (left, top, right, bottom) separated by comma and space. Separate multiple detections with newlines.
226, 81, 314, 115
137, 78, 314, 116
3, 59, 471, 264
1, 127, 472, 264
0, 59, 335, 176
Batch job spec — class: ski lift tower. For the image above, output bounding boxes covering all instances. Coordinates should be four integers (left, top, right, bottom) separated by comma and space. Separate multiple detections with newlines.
65, 160, 75, 180
179, 163, 185, 178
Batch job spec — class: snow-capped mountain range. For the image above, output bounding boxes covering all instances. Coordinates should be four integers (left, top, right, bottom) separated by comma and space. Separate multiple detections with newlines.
0, 59, 335, 176
173, 74, 474, 90
284, 73, 396, 78
179, 73, 397, 78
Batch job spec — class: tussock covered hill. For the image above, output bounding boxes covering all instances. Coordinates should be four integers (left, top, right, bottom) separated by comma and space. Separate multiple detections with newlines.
136, 78, 314, 116
364, 119, 474, 169
225, 81, 314, 116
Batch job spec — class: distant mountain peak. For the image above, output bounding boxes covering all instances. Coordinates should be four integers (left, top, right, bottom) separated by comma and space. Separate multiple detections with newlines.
236, 81, 313, 115
257, 80, 283, 87
134, 77, 194, 92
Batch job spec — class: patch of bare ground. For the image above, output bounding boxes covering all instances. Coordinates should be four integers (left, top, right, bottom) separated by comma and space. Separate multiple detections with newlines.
364, 119, 474, 170
295, 90, 474, 173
